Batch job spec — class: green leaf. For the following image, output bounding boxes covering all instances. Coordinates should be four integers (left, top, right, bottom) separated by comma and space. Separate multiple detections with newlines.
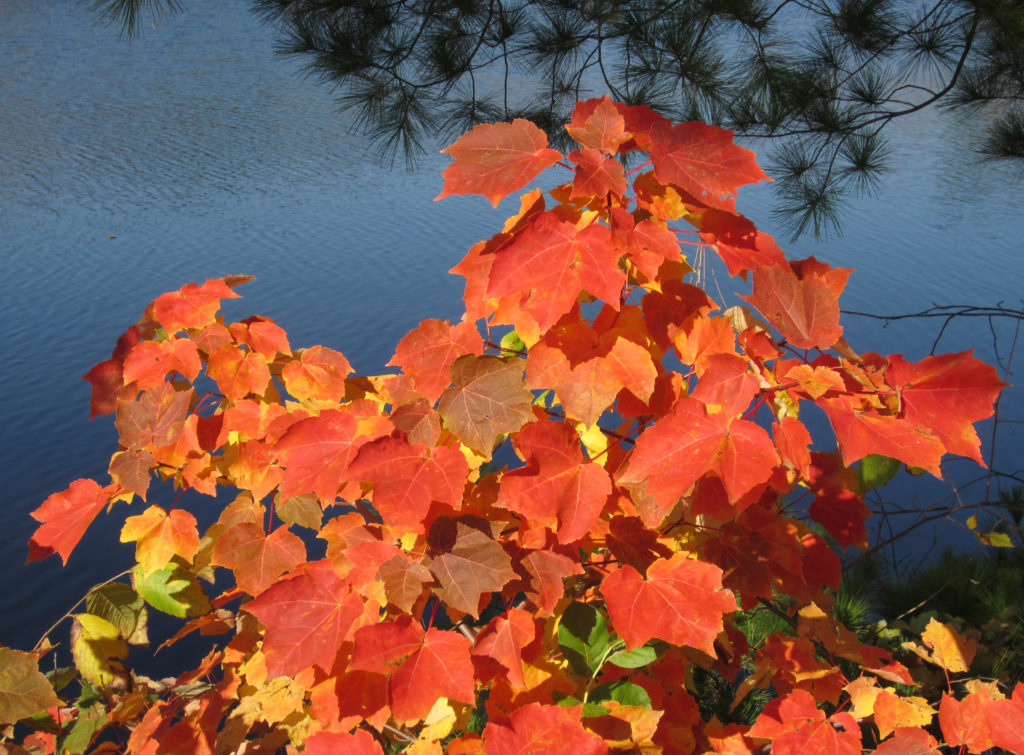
607, 644, 659, 669
557, 601, 610, 676
71, 614, 128, 688
86, 582, 149, 645
57, 700, 108, 755
0, 648, 61, 725
555, 693, 608, 718
500, 330, 526, 353
591, 679, 653, 708
45, 666, 78, 694
133, 561, 211, 618
859, 454, 900, 491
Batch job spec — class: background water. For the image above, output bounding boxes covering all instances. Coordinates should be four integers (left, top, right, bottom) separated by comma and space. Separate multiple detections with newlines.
1, 0, 1021, 653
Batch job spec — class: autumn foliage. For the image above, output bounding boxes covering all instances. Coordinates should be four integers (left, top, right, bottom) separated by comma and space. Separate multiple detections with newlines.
3, 97, 1021, 754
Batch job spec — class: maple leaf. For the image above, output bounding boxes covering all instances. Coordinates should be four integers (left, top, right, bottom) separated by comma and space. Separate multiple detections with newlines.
436, 119, 562, 207
151, 277, 244, 333
617, 396, 777, 527
437, 355, 534, 456
987, 683, 1024, 754
281, 345, 352, 403
742, 258, 850, 350
601, 552, 736, 652
472, 608, 536, 690
0, 647, 61, 725
82, 325, 142, 418
569, 148, 627, 199
649, 120, 768, 209
377, 552, 433, 613
566, 95, 633, 154
303, 730, 383, 755
274, 407, 386, 504
210, 522, 305, 596
27, 478, 114, 565
243, 561, 365, 677
351, 616, 475, 723
427, 517, 515, 618
905, 617, 977, 673
483, 702, 607, 755
518, 548, 584, 616
696, 208, 788, 277
228, 316, 291, 359
820, 396, 946, 477
122, 338, 201, 390
939, 692, 993, 753
808, 488, 870, 550
388, 319, 483, 403
485, 211, 622, 333
872, 690, 935, 740
120, 505, 201, 572
498, 420, 612, 544
206, 344, 271, 402
115, 383, 193, 451
108, 448, 156, 501
748, 689, 861, 755
885, 351, 1007, 465
874, 727, 941, 755
347, 436, 468, 529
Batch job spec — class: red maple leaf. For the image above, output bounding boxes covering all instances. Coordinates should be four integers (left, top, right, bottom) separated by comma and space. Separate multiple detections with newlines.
472, 607, 536, 690
483, 702, 607, 755
82, 325, 142, 418
742, 258, 850, 350
211, 522, 306, 596
27, 479, 114, 565
436, 119, 562, 207
351, 616, 475, 723
748, 689, 861, 755
388, 319, 483, 403
618, 396, 777, 527
566, 95, 633, 154
649, 120, 768, 210
498, 420, 612, 544
885, 351, 1007, 465
151, 277, 245, 333
569, 148, 627, 199
601, 552, 736, 652
243, 560, 365, 677
346, 436, 468, 529
303, 730, 383, 755
281, 345, 353, 403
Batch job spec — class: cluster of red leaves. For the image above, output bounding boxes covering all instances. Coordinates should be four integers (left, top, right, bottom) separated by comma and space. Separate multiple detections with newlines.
5, 97, 1018, 754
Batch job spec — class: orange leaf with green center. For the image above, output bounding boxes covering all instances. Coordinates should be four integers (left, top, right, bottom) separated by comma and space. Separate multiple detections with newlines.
120, 505, 200, 572
649, 120, 768, 210
27, 478, 114, 565
244, 560, 365, 677
436, 119, 562, 207
437, 355, 534, 456
281, 345, 353, 403
498, 420, 611, 544
388, 319, 483, 403
151, 277, 244, 333
601, 552, 736, 652
211, 522, 305, 596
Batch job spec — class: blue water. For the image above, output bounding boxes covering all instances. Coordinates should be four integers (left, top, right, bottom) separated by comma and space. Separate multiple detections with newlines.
1, 0, 1021, 652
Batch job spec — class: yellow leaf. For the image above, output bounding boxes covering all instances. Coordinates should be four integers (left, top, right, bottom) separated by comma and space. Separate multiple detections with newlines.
904, 617, 976, 673
71, 614, 128, 688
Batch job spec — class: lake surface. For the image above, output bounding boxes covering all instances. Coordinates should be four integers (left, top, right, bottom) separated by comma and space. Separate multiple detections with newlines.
1, 0, 1021, 653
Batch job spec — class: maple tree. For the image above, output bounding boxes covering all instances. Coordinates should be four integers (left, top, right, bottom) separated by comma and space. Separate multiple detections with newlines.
2, 96, 1021, 754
